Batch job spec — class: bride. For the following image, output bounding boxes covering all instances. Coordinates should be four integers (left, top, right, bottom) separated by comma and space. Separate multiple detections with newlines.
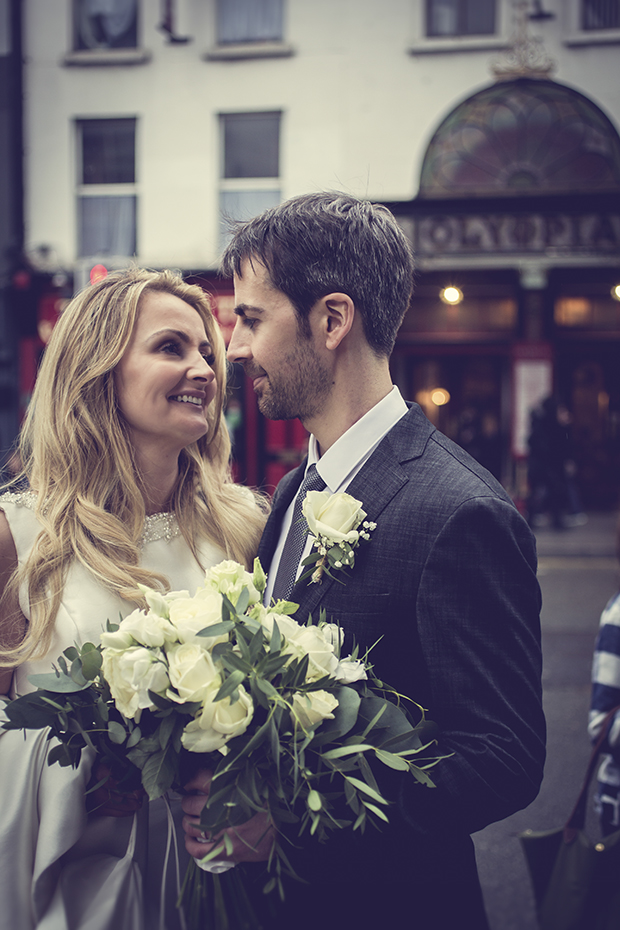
0, 268, 266, 929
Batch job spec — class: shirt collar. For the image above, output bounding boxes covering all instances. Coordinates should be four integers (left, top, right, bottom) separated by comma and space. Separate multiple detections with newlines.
307, 386, 408, 492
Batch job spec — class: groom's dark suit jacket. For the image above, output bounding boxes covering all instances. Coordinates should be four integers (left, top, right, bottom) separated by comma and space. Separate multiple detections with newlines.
255, 404, 545, 930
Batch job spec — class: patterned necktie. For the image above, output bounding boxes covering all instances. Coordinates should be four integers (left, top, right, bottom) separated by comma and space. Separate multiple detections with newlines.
271, 464, 327, 601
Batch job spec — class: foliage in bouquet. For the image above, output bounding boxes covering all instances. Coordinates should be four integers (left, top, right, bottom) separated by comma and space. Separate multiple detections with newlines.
2, 558, 442, 903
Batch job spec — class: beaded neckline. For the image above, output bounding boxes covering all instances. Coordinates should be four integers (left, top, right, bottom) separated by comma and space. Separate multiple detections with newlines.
140, 512, 181, 545
0, 490, 181, 548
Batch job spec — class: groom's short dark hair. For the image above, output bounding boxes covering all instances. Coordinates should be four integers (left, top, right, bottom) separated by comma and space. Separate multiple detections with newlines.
220, 191, 415, 356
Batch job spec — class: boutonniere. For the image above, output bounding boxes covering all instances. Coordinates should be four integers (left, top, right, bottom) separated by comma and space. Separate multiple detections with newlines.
299, 490, 376, 585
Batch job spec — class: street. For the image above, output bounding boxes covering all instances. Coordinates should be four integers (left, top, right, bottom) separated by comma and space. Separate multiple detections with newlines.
474, 511, 620, 930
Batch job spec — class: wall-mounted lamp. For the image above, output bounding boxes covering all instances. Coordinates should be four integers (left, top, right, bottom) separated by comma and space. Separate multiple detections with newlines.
611, 284, 620, 302
440, 286, 463, 305
430, 388, 450, 406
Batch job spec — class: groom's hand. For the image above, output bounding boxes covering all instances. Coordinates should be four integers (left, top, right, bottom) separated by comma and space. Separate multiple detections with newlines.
182, 768, 275, 863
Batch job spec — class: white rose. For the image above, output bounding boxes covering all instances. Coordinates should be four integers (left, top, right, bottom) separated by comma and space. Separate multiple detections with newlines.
167, 642, 221, 703
166, 643, 222, 704
137, 584, 190, 619
259, 613, 339, 682
201, 560, 261, 607
321, 623, 344, 649
99, 628, 135, 649
181, 684, 254, 753
290, 690, 339, 730
168, 590, 227, 646
293, 625, 340, 681
334, 657, 368, 683
302, 491, 366, 545
101, 645, 169, 720
110, 608, 177, 648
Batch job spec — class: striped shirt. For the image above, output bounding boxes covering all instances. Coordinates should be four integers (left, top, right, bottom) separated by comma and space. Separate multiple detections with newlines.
589, 590, 620, 832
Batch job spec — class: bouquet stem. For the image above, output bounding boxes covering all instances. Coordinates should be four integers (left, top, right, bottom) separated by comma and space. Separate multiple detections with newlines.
179, 859, 265, 930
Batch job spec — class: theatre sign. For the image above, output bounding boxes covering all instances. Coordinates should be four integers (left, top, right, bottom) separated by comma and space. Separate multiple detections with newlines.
415, 210, 620, 260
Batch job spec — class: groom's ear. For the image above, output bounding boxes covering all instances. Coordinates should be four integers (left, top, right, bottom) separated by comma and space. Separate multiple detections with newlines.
319, 293, 355, 350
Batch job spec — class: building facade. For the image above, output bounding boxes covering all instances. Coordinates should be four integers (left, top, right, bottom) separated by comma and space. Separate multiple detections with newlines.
15, 0, 620, 504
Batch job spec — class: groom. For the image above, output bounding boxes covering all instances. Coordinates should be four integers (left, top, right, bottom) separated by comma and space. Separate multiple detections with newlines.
183, 192, 545, 928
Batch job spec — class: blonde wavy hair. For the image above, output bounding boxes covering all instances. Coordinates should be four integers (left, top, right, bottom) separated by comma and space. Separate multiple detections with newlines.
1, 268, 266, 666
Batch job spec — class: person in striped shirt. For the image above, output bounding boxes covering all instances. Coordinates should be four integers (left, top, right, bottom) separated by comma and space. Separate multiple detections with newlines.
589, 536, 620, 835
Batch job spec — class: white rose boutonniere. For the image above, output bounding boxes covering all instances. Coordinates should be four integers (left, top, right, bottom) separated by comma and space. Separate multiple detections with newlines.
300, 490, 376, 585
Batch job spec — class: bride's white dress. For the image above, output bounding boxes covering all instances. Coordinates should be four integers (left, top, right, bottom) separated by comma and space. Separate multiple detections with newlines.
0, 492, 226, 930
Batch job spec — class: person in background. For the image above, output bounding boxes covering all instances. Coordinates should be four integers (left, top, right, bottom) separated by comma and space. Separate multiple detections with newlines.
589, 517, 620, 835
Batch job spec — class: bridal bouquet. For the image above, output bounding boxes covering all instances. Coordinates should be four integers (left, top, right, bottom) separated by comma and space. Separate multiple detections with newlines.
3, 558, 440, 929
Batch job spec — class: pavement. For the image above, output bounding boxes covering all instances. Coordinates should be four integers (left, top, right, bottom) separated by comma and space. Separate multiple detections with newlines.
473, 510, 620, 930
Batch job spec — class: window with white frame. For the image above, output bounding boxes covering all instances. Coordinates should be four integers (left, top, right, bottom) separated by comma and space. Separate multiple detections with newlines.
76, 118, 137, 258
219, 112, 281, 249
582, 0, 620, 28
216, 0, 284, 44
426, 0, 496, 37
73, 0, 138, 51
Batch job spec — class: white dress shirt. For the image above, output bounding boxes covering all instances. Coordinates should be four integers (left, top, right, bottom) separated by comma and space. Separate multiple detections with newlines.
264, 386, 408, 603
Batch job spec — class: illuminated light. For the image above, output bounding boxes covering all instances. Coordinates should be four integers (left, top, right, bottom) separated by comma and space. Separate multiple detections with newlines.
611, 284, 620, 302
38, 320, 54, 344
90, 264, 109, 285
430, 388, 450, 406
440, 286, 463, 305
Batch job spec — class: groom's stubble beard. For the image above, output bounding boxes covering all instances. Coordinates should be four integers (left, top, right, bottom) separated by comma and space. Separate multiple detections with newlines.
251, 334, 332, 423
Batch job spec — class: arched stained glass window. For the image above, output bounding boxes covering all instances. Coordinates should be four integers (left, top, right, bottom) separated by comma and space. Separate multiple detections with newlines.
419, 78, 620, 198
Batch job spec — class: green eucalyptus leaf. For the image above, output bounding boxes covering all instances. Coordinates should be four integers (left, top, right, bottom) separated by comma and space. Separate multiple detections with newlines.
254, 677, 279, 701
63, 646, 79, 662
270, 619, 282, 654
3, 692, 60, 729
47, 742, 77, 767
80, 648, 103, 681
346, 777, 387, 805
363, 801, 389, 822
141, 746, 176, 800
196, 620, 234, 639
69, 658, 88, 687
158, 713, 177, 750
409, 766, 437, 788
374, 748, 410, 771
27, 672, 91, 693
321, 744, 374, 760
220, 652, 252, 675
235, 587, 250, 617
307, 789, 322, 811
146, 690, 172, 710
213, 669, 246, 703
108, 720, 127, 745
126, 726, 142, 748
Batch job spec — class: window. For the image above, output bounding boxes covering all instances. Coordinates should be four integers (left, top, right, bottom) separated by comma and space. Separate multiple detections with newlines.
76, 118, 137, 258
426, 0, 495, 37
219, 112, 281, 249
216, 0, 283, 44
73, 0, 138, 51
582, 0, 620, 29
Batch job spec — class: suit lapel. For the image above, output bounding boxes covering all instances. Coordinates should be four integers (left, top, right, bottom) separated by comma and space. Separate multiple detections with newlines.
287, 407, 432, 613
258, 405, 434, 613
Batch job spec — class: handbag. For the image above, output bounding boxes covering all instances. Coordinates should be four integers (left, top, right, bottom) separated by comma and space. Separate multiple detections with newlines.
520, 706, 620, 930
